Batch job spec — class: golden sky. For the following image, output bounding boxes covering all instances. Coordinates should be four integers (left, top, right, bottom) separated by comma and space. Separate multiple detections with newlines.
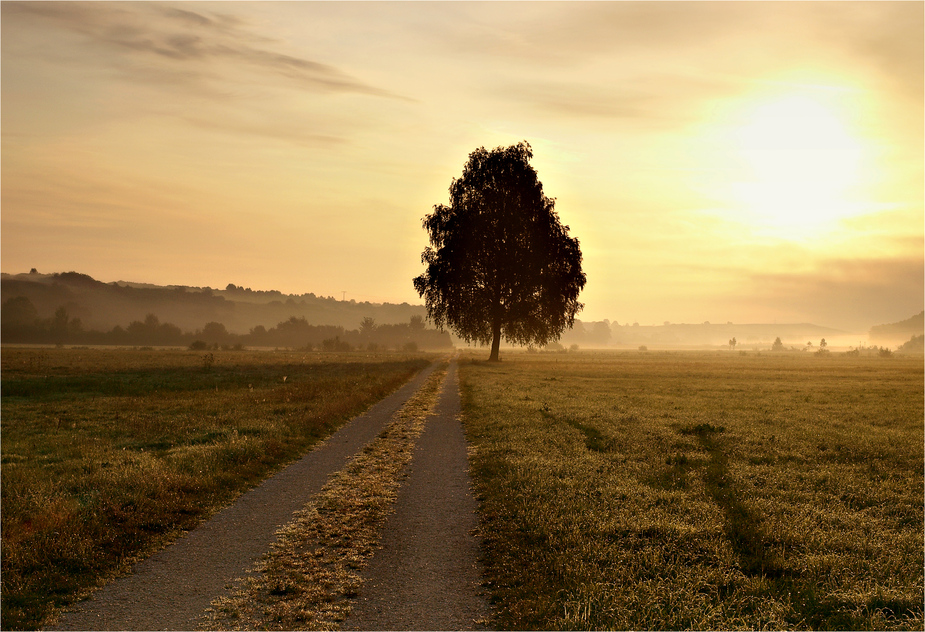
2, 1, 922, 332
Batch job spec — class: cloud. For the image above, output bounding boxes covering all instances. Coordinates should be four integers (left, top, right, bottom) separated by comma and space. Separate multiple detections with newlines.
2, 2, 403, 99
497, 73, 744, 130
744, 256, 924, 331
805, 2, 924, 100
179, 112, 346, 149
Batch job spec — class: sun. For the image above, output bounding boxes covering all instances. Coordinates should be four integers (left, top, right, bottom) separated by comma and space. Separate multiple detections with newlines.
726, 92, 866, 239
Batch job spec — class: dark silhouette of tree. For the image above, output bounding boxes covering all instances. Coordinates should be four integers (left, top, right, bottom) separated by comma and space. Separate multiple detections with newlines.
200, 321, 229, 344
729, 336, 737, 350
413, 142, 585, 361
772, 336, 784, 351
52, 306, 70, 344
2, 296, 39, 330
359, 316, 377, 337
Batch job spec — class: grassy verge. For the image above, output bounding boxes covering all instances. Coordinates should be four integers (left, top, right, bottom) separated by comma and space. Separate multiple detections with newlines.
199, 362, 448, 630
1, 347, 432, 630
460, 350, 924, 630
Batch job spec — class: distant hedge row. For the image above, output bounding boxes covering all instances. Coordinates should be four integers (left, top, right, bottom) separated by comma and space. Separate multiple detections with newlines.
1, 296, 452, 350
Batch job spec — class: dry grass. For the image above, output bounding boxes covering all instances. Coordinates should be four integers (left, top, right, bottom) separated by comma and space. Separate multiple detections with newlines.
460, 350, 924, 630
0, 347, 432, 630
198, 362, 448, 630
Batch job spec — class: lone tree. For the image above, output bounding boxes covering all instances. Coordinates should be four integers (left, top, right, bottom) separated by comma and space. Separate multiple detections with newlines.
413, 142, 586, 361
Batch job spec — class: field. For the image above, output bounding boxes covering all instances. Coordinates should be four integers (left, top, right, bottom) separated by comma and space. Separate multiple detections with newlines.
460, 350, 924, 630
2, 347, 922, 631
0, 347, 432, 630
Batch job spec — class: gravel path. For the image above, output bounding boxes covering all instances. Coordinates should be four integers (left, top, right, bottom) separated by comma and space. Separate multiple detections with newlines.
50, 362, 440, 632
342, 360, 491, 631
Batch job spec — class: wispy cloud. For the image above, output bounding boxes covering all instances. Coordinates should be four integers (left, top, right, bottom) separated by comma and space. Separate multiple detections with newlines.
3, 2, 403, 99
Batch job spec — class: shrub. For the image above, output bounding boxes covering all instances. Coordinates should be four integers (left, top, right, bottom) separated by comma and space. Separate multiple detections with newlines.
189, 340, 209, 351
638, 345, 648, 352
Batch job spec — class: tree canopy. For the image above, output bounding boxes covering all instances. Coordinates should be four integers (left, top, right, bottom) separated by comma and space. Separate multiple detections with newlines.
413, 141, 586, 361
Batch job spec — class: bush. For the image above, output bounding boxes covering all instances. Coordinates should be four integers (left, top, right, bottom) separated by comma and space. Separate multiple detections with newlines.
879, 347, 893, 358
189, 340, 209, 351
638, 345, 648, 352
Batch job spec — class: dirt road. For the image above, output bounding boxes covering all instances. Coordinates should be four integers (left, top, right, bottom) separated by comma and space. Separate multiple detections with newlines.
50, 358, 489, 631
342, 360, 490, 630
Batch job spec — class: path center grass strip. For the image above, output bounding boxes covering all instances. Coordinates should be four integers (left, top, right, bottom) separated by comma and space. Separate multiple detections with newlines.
198, 362, 449, 631
460, 351, 924, 630
0, 348, 432, 631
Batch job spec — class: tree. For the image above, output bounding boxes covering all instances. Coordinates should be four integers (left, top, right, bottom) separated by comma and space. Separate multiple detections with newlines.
200, 321, 229, 344
52, 306, 70, 344
772, 336, 784, 351
359, 316, 377, 338
413, 142, 585, 361
2, 296, 38, 329
729, 336, 737, 350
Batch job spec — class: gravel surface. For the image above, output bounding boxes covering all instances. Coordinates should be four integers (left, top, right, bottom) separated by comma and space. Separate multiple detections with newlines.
342, 360, 491, 631
49, 362, 439, 632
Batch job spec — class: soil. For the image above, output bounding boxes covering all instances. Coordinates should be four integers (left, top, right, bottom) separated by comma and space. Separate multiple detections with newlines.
49, 359, 489, 631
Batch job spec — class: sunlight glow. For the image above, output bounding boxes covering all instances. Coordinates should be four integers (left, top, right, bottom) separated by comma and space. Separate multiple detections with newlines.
730, 94, 866, 238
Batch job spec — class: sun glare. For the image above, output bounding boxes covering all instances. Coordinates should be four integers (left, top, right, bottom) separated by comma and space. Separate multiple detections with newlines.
728, 93, 866, 238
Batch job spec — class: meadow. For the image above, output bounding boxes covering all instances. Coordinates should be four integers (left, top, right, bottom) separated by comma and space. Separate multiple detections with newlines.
460, 350, 924, 630
0, 347, 431, 630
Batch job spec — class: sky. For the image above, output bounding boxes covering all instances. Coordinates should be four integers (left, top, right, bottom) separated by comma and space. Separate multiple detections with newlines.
2, 1, 922, 333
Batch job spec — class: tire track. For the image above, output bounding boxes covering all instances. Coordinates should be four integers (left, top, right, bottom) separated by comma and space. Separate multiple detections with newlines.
342, 359, 491, 631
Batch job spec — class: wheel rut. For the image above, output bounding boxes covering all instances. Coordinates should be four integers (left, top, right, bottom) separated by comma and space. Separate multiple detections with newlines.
342, 359, 490, 631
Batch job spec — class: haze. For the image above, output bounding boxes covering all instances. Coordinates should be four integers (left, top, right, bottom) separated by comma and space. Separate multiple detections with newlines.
2, 1, 922, 333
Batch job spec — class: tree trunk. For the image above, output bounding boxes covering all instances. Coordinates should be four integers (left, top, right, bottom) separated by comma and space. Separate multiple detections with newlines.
488, 319, 502, 362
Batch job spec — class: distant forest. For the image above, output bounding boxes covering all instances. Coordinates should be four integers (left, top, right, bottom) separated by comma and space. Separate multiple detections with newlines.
2, 271, 921, 350
0, 271, 451, 350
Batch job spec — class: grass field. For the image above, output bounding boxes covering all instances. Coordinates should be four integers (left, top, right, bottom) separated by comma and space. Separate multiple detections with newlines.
460, 350, 924, 630
0, 347, 432, 630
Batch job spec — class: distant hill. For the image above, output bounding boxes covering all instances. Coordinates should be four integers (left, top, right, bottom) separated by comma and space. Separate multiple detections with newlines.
1, 271, 427, 334
869, 311, 924, 344
2, 270, 869, 350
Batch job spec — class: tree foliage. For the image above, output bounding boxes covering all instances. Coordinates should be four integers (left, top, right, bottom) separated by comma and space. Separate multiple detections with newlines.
413, 142, 585, 361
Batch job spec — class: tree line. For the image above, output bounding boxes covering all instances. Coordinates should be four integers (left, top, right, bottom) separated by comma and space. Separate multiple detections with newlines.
1, 296, 451, 351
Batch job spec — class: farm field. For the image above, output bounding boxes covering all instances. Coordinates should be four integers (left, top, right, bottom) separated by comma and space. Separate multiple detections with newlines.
460, 350, 924, 630
0, 346, 432, 630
